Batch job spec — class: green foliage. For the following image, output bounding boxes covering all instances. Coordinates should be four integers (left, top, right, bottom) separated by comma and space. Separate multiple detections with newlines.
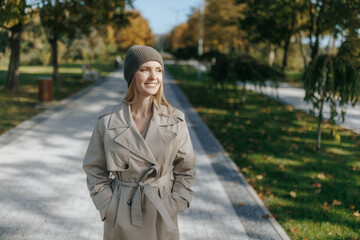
304, 54, 360, 121
337, 36, 360, 69
210, 52, 283, 87
20, 14, 50, 65
304, 0, 360, 60
173, 46, 198, 60
303, 52, 360, 150
0, 0, 27, 28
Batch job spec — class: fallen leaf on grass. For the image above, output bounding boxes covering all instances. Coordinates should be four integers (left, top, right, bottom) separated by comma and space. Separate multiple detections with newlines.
241, 153, 247, 158
311, 183, 322, 188
258, 192, 264, 200
236, 202, 244, 207
265, 190, 272, 195
353, 211, 360, 217
263, 214, 272, 219
290, 191, 297, 198
327, 174, 334, 179
322, 202, 331, 211
256, 174, 264, 180
331, 199, 342, 206
317, 173, 326, 180
241, 167, 249, 173
349, 205, 355, 209
314, 189, 321, 194
290, 228, 297, 233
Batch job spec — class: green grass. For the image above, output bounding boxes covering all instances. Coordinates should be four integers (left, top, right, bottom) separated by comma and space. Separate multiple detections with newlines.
285, 70, 303, 86
166, 64, 360, 240
0, 57, 115, 134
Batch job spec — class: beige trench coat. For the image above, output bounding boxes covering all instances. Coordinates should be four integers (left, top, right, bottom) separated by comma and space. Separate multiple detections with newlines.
83, 101, 195, 240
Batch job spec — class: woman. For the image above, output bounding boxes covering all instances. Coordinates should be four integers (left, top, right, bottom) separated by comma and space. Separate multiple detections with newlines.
83, 45, 196, 240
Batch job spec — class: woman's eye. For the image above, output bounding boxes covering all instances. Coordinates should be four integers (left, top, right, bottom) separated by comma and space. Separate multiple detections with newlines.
140, 68, 147, 72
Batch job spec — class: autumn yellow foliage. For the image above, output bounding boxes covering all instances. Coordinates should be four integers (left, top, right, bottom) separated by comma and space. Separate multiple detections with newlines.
114, 10, 154, 50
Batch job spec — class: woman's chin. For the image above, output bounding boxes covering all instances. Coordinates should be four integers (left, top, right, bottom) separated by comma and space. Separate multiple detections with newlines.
139, 90, 159, 97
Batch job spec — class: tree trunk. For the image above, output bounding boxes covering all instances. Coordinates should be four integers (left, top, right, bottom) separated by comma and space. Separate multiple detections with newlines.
316, 98, 324, 151
310, 1, 325, 61
233, 82, 240, 109
244, 35, 250, 55
5, 23, 22, 92
297, 32, 307, 69
49, 32, 59, 81
282, 14, 295, 74
241, 81, 246, 105
268, 44, 275, 67
282, 36, 290, 74
311, 32, 320, 60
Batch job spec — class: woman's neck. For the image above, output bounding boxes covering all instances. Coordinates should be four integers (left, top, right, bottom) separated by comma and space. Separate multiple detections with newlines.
131, 95, 153, 117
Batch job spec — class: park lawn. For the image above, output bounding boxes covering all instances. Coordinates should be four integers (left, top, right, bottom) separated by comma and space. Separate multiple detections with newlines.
0, 58, 115, 134
285, 70, 303, 86
166, 64, 360, 240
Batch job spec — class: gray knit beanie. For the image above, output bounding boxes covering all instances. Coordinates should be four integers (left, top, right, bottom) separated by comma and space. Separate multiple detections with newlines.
123, 45, 164, 86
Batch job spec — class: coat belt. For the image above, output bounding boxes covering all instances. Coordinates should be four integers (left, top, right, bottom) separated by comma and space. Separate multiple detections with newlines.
114, 173, 177, 230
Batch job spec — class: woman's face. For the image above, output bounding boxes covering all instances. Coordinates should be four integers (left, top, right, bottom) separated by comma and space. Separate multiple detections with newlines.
134, 61, 163, 97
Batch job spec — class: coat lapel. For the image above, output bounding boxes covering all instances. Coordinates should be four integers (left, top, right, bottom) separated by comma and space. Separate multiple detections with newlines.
144, 103, 178, 162
109, 102, 157, 165
109, 101, 179, 166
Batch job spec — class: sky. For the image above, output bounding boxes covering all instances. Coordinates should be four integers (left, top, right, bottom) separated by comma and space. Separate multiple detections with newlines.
132, 0, 203, 35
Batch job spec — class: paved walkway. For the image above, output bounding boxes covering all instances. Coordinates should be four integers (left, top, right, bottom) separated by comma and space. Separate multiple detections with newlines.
245, 82, 360, 134
0, 69, 289, 239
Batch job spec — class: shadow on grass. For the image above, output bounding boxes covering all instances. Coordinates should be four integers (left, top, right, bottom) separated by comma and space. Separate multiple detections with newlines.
166, 64, 360, 239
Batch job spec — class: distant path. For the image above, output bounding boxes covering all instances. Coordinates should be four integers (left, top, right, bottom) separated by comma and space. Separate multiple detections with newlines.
243, 81, 360, 134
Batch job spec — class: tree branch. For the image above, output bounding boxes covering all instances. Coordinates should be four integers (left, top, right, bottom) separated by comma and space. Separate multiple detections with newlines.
0, 24, 11, 31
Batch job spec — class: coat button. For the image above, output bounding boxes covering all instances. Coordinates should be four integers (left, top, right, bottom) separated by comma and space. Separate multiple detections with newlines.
127, 200, 132, 206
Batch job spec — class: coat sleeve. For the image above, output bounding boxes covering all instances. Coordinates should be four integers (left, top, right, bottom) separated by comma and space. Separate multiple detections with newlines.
171, 121, 196, 212
83, 120, 112, 221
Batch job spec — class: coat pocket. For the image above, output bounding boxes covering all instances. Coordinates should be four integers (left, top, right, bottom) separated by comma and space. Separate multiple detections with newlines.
169, 192, 188, 213
104, 183, 120, 226
162, 188, 188, 216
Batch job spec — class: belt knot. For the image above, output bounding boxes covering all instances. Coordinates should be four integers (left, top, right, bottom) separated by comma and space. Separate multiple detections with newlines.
114, 173, 176, 230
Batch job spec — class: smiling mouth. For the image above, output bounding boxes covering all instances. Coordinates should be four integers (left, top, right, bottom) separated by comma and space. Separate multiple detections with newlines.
145, 82, 158, 86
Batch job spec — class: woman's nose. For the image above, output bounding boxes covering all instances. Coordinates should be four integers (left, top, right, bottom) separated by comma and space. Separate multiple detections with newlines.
149, 69, 156, 79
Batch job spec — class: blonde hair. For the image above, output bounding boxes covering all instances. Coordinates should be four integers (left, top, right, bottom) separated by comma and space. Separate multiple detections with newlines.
123, 75, 173, 116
